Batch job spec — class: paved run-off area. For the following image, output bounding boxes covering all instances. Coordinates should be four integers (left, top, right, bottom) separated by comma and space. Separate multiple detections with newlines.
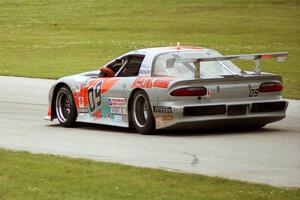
0, 76, 299, 187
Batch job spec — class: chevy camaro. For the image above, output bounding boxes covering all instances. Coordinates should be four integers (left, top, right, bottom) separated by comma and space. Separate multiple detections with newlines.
45, 45, 288, 134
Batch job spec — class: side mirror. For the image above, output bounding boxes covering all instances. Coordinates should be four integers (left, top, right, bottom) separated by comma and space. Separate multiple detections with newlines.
100, 68, 115, 77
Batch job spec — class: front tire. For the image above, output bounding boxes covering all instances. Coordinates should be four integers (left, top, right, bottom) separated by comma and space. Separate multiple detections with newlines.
131, 90, 155, 134
55, 86, 77, 127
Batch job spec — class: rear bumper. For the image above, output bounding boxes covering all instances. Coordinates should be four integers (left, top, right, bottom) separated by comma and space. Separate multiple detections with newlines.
154, 100, 288, 130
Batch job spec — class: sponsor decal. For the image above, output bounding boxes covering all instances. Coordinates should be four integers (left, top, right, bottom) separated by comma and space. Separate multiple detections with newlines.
108, 98, 126, 107
113, 115, 122, 122
131, 77, 174, 89
73, 84, 88, 109
155, 116, 164, 126
131, 77, 153, 88
155, 115, 173, 127
139, 69, 151, 75
153, 106, 172, 114
78, 113, 89, 119
78, 97, 84, 108
78, 108, 89, 113
163, 116, 173, 120
111, 107, 128, 115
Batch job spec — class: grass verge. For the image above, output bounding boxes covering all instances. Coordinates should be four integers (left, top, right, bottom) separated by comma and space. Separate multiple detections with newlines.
0, 0, 299, 98
0, 148, 299, 200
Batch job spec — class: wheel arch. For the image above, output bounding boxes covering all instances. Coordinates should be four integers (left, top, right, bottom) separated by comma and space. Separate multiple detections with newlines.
127, 88, 148, 127
51, 82, 74, 119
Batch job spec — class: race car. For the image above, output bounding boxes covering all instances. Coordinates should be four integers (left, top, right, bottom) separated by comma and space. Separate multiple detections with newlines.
45, 45, 288, 134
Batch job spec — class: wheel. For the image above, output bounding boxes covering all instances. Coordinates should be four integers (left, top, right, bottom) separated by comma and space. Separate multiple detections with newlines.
131, 90, 155, 134
55, 86, 77, 127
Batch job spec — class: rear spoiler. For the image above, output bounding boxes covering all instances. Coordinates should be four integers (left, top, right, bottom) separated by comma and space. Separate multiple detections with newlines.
173, 52, 288, 78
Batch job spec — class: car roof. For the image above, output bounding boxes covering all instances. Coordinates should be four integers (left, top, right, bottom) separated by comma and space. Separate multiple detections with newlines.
127, 46, 211, 56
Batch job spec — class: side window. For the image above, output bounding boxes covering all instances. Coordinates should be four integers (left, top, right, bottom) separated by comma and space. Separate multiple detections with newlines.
106, 59, 124, 74
117, 55, 145, 77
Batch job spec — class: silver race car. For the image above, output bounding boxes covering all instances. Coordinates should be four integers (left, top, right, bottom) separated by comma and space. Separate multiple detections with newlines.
45, 45, 288, 134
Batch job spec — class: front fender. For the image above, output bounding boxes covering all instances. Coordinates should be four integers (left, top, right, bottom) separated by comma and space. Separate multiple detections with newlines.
45, 75, 87, 120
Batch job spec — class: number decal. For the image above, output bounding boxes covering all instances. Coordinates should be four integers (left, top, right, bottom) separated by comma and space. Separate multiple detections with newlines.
88, 87, 95, 112
95, 81, 102, 106
249, 89, 259, 97
88, 81, 103, 112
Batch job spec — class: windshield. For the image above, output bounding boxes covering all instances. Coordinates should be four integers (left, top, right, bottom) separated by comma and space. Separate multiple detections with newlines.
152, 50, 241, 77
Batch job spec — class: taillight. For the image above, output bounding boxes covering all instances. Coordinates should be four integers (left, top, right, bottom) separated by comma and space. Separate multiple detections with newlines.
170, 87, 207, 96
259, 82, 283, 93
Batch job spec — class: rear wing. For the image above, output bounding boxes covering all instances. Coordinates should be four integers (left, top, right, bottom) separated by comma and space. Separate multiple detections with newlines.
173, 52, 288, 78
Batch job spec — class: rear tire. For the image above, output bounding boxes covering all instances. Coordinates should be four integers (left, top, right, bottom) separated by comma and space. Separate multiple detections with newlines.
55, 86, 77, 127
131, 90, 155, 134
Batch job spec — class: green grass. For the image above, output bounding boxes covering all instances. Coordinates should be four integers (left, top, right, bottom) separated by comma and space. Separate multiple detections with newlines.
0, 149, 299, 200
0, 0, 299, 99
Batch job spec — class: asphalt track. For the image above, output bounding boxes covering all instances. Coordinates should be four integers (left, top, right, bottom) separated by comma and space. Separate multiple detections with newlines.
0, 76, 299, 187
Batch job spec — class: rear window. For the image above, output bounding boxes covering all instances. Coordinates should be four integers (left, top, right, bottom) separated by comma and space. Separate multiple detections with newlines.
152, 50, 241, 78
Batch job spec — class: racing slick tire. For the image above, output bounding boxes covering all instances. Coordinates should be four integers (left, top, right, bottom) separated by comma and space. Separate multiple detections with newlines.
55, 86, 77, 127
131, 90, 155, 134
